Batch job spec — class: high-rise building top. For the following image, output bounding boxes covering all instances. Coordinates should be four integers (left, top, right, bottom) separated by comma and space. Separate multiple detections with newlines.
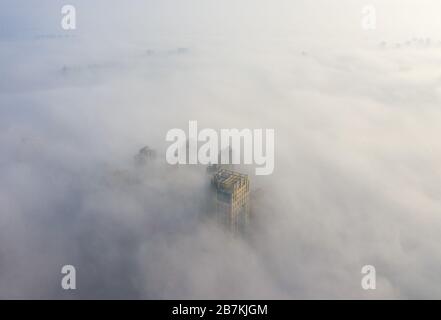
135, 146, 156, 166
212, 169, 250, 234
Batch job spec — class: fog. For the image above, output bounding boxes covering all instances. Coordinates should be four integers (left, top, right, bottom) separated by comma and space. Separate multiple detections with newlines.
1, 0, 441, 299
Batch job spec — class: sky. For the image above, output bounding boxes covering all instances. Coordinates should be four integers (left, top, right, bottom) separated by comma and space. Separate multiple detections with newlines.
1, 0, 441, 299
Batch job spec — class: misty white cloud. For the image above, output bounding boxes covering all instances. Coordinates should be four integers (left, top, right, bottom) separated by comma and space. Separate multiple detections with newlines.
1, 0, 441, 299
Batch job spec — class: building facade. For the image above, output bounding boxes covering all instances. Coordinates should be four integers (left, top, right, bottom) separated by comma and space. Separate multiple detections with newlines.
212, 169, 250, 233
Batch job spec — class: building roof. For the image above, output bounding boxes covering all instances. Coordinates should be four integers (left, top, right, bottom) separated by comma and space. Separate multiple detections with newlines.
212, 169, 248, 193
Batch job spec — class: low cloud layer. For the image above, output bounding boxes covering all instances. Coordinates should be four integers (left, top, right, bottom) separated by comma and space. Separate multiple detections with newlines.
1, 1, 441, 299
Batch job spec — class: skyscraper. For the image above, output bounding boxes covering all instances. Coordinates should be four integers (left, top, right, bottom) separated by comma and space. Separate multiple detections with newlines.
212, 169, 250, 234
